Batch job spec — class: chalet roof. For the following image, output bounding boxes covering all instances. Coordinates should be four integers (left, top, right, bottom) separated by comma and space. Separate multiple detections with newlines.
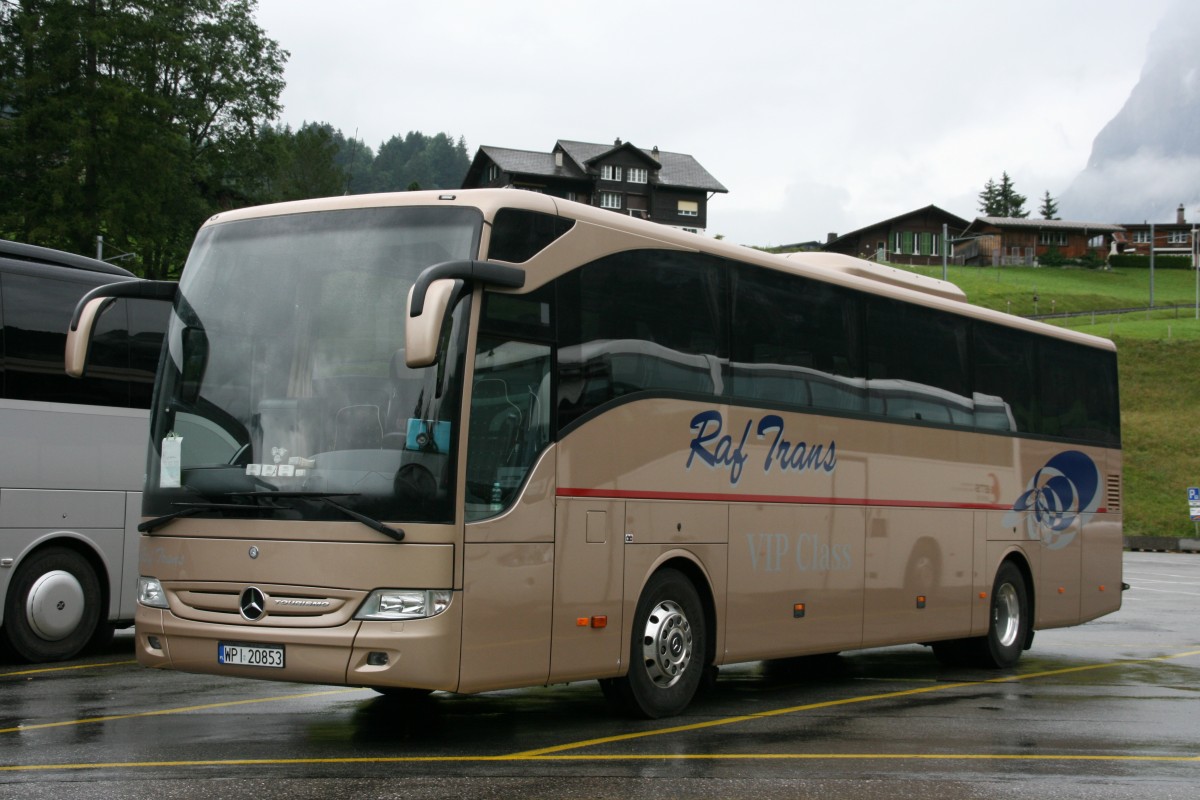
476, 145, 586, 180
557, 139, 728, 193
824, 204, 970, 249
965, 217, 1125, 234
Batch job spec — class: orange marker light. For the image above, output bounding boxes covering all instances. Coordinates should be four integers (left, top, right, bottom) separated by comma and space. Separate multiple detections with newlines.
576, 617, 589, 627
591, 615, 608, 629
916, 595, 927, 609
793, 603, 806, 618
1099, 585, 1106, 592
1058, 587, 1066, 594
979, 592, 988, 600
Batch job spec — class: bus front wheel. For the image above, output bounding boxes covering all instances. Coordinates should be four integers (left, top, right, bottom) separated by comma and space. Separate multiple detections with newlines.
601, 568, 707, 719
2, 547, 102, 663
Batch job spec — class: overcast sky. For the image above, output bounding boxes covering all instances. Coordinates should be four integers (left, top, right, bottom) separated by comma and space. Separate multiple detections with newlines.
253, 0, 1175, 246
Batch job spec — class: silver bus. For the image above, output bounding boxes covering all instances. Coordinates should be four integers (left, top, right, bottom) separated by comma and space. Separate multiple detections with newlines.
1, 239, 167, 662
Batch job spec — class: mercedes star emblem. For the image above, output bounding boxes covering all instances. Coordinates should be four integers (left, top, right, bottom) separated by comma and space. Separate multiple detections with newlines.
239, 587, 266, 621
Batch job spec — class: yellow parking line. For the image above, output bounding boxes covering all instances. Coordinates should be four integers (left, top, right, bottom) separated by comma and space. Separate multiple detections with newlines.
0, 660, 137, 678
508, 648, 1200, 758
1, 752, 1197, 773
3, 648, 1197, 773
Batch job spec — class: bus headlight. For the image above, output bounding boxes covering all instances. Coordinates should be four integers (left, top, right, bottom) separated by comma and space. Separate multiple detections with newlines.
355, 589, 451, 620
137, 577, 169, 609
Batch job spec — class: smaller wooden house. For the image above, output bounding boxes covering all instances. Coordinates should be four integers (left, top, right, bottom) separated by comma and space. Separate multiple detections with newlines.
955, 217, 1124, 266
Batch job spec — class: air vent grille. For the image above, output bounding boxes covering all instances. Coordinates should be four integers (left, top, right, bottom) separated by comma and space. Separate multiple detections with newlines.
1105, 474, 1122, 513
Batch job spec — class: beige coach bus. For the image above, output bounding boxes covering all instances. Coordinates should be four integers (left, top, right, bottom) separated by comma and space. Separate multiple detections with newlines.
66, 189, 1122, 718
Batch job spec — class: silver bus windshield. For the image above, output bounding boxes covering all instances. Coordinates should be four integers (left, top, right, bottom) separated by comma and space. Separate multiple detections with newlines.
144, 206, 480, 526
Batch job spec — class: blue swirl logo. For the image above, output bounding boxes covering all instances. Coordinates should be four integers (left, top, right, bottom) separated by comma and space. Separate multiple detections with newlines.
1003, 451, 1101, 550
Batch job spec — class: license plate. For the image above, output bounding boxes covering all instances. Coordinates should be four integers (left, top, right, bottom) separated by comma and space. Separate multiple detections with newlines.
218, 642, 284, 668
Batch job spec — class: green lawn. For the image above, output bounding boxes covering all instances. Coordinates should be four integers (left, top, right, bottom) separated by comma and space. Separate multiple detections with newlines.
903, 263, 1198, 317
888, 262, 1200, 538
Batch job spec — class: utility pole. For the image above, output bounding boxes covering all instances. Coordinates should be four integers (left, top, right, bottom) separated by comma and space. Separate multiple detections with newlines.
1149, 223, 1155, 308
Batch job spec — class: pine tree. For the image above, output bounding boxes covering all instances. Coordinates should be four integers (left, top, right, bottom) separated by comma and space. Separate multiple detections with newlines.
1039, 191, 1059, 220
997, 172, 1029, 218
978, 178, 1000, 216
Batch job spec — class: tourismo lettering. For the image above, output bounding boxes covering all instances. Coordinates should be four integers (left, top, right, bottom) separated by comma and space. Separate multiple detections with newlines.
686, 410, 837, 485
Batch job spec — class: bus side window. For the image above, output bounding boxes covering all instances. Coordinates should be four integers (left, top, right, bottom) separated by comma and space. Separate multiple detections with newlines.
465, 336, 551, 520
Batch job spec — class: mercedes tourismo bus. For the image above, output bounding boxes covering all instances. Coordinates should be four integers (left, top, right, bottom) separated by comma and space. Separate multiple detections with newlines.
1, 239, 167, 662
66, 190, 1122, 717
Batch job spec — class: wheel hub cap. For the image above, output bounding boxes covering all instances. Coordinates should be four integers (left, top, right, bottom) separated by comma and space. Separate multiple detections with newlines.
641, 600, 693, 688
26, 570, 85, 641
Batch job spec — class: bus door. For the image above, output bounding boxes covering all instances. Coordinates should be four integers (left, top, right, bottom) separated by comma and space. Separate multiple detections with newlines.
459, 337, 557, 693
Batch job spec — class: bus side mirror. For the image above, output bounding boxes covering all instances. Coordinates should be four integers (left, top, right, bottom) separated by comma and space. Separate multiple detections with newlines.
405, 260, 525, 368
405, 279, 458, 368
65, 296, 116, 378
66, 279, 178, 378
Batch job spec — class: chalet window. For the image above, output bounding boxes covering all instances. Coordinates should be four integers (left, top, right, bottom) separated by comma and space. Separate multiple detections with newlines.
901, 231, 914, 254
677, 200, 698, 217
601, 165, 623, 181
931, 233, 940, 256
1132, 230, 1151, 244
628, 168, 648, 184
1038, 232, 1068, 246
893, 232, 902, 254
487, 164, 499, 182
600, 192, 622, 209
1168, 230, 1190, 244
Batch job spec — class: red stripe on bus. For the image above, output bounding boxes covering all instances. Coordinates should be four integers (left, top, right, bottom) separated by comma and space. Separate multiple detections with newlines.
556, 487, 1106, 514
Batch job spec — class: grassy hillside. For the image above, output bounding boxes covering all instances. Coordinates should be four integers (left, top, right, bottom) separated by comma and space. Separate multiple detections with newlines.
890, 263, 1200, 538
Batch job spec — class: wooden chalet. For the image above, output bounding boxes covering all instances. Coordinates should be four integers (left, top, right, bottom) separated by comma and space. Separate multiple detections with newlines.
821, 205, 969, 267
461, 138, 727, 233
955, 217, 1124, 266
1118, 205, 1195, 258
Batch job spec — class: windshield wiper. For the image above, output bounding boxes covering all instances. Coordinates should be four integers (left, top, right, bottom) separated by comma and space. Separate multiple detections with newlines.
138, 502, 249, 534
138, 493, 406, 542
227, 492, 406, 542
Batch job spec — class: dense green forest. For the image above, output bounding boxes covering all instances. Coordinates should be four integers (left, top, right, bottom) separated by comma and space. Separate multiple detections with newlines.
0, 0, 470, 279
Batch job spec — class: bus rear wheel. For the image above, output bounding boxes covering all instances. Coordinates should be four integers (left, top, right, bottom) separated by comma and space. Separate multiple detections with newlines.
2, 547, 102, 663
601, 568, 707, 719
933, 560, 1029, 669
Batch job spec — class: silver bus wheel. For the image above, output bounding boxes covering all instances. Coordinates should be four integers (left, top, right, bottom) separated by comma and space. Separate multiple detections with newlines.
2, 547, 102, 663
600, 568, 707, 719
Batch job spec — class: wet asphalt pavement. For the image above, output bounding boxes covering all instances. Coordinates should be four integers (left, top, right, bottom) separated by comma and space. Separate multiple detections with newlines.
1, 550, 1197, 799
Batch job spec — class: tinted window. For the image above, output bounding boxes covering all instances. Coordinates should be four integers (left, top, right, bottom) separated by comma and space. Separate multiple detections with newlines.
1038, 336, 1119, 445
556, 250, 728, 428
730, 266, 865, 413
0, 268, 167, 408
973, 321, 1034, 433
866, 297, 971, 424
488, 209, 575, 263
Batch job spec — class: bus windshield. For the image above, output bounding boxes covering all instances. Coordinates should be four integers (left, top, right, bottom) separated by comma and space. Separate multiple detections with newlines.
144, 205, 480, 526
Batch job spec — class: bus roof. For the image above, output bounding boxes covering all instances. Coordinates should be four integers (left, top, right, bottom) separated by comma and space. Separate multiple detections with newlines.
198, 189, 1116, 353
0, 238, 136, 277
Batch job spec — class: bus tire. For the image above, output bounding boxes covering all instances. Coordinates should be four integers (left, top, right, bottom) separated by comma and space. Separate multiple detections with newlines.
974, 560, 1030, 668
604, 568, 707, 719
2, 547, 102, 663
933, 561, 1029, 669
